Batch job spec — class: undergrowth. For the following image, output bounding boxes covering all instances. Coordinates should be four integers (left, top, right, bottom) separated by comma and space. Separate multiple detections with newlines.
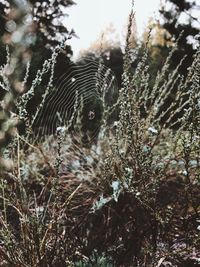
0, 4, 200, 267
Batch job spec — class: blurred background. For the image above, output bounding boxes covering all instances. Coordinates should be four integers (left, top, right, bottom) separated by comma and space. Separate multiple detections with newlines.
0, 0, 199, 78
0, 0, 200, 133
66, 0, 160, 58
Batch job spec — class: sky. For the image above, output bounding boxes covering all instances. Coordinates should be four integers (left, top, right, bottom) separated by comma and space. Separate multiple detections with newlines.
66, 0, 161, 58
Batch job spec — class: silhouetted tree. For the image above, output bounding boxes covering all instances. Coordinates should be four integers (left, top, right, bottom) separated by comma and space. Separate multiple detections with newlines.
0, 1, 76, 111
0, 1, 76, 136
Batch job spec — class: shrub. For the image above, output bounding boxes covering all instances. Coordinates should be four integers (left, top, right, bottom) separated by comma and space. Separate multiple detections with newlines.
0, 4, 200, 267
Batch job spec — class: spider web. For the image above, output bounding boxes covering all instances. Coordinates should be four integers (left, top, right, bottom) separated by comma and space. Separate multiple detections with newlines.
32, 56, 118, 144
